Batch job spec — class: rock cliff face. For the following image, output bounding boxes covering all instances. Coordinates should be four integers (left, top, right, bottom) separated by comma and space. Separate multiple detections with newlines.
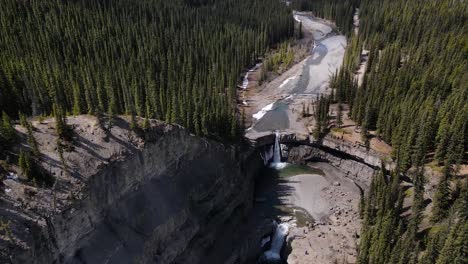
0, 116, 263, 264
252, 132, 389, 190
287, 143, 377, 190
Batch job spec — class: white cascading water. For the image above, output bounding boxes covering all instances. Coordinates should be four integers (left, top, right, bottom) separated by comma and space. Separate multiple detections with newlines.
270, 131, 287, 169
273, 131, 281, 163
263, 222, 289, 261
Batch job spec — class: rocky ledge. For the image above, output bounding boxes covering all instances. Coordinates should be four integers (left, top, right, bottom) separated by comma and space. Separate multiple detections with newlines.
0, 116, 263, 264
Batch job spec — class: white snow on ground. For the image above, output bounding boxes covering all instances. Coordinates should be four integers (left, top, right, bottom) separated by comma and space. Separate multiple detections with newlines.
241, 72, 250, 89
241, 63, 262, 89
252, 102, 275, 120
279, 76, 298, 88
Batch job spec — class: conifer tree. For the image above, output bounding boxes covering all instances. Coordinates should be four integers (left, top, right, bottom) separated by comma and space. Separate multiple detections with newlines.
436, 221, 467, 264
53, 103, 71, 141
431, 165, 452, 223
0, 0, 294, 140
434, 115, 450, 164
1, 111, 16, 143
336, 103, 343, 128
18, 149, 32, 180
19, 113, 39, 155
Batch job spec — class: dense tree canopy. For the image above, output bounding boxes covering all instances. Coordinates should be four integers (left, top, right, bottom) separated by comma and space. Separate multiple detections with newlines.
0, 0, 294, 140
299, 0, 467, 169
358, 168, 467, 264
295, 0, 467, 263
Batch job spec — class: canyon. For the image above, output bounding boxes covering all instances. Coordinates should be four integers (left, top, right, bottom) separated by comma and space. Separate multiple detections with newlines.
1, 11, 379, 264
0, 115, 383, 263
1, 116, 266, 263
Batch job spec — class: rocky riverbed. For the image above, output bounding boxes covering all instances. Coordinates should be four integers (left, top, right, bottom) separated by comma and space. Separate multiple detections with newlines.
245, 12, 347, 138
283, 162, 361, 264
252, 140, 372, 264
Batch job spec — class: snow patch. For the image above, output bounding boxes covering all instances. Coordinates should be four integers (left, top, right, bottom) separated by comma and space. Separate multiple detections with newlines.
241, 63, 262, 89
279, 76, 298, 88
252, 102, 275, 120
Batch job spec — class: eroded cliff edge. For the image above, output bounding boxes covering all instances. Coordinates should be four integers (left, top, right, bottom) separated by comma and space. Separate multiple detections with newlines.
0, 116, 263, 264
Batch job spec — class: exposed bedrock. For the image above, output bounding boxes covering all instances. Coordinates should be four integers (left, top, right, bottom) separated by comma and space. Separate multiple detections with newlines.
287, 144, 375, 190
251, 132, 392, 189
5, 123, 265, 264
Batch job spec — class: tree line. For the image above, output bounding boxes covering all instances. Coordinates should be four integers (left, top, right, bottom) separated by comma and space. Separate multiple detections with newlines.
358, 166, 466, 264
334, 0, 466, 170
294, 0, 467, 263
0, 0, 294, 140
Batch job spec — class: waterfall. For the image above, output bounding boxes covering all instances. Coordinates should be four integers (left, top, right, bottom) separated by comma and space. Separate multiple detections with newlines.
263, 222, 289, 261
273, 131, 281, 163
270, 131, 287, 169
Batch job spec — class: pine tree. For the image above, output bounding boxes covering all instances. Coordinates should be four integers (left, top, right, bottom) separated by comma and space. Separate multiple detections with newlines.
19, 112, 39, 157
434, 115, 450, 164
431, 165, 452, 223
18, 149, 32, 180
143, 118, 150, 130
1, 111, 16, 143
298, 21, 303, 39
0, 0, 294, 140
454, 181, 468, 220
53, 103, 71, 141
436, 221, 467, 264
336, 103, 343, 128
72, 83, 82, 116
57, 138, 69, 176
130, 112, 138, 131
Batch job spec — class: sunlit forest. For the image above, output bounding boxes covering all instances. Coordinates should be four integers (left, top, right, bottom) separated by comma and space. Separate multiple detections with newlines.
0, 0, 293, 140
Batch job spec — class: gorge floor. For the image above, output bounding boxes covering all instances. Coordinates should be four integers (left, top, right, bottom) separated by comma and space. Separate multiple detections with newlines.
253, 161, 361, 264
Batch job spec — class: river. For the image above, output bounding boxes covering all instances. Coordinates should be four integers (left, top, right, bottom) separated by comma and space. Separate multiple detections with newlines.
242, 12, 360, 264
246, 13, 346, 136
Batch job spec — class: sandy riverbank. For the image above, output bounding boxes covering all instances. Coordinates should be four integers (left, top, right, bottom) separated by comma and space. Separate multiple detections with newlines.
281, 162, 361, 264
244, 13, 346, 139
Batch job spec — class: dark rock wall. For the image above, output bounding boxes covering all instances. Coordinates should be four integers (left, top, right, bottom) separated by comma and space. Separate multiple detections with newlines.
15, 127, 263, 264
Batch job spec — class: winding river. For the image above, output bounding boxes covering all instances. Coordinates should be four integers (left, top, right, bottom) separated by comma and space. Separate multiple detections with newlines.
244, 12, 354, 264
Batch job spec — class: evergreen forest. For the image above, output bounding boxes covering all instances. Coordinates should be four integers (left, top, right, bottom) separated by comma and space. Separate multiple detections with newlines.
0, 0, 294, 140
0, 0, 467, 262
293, 0, 467, 263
